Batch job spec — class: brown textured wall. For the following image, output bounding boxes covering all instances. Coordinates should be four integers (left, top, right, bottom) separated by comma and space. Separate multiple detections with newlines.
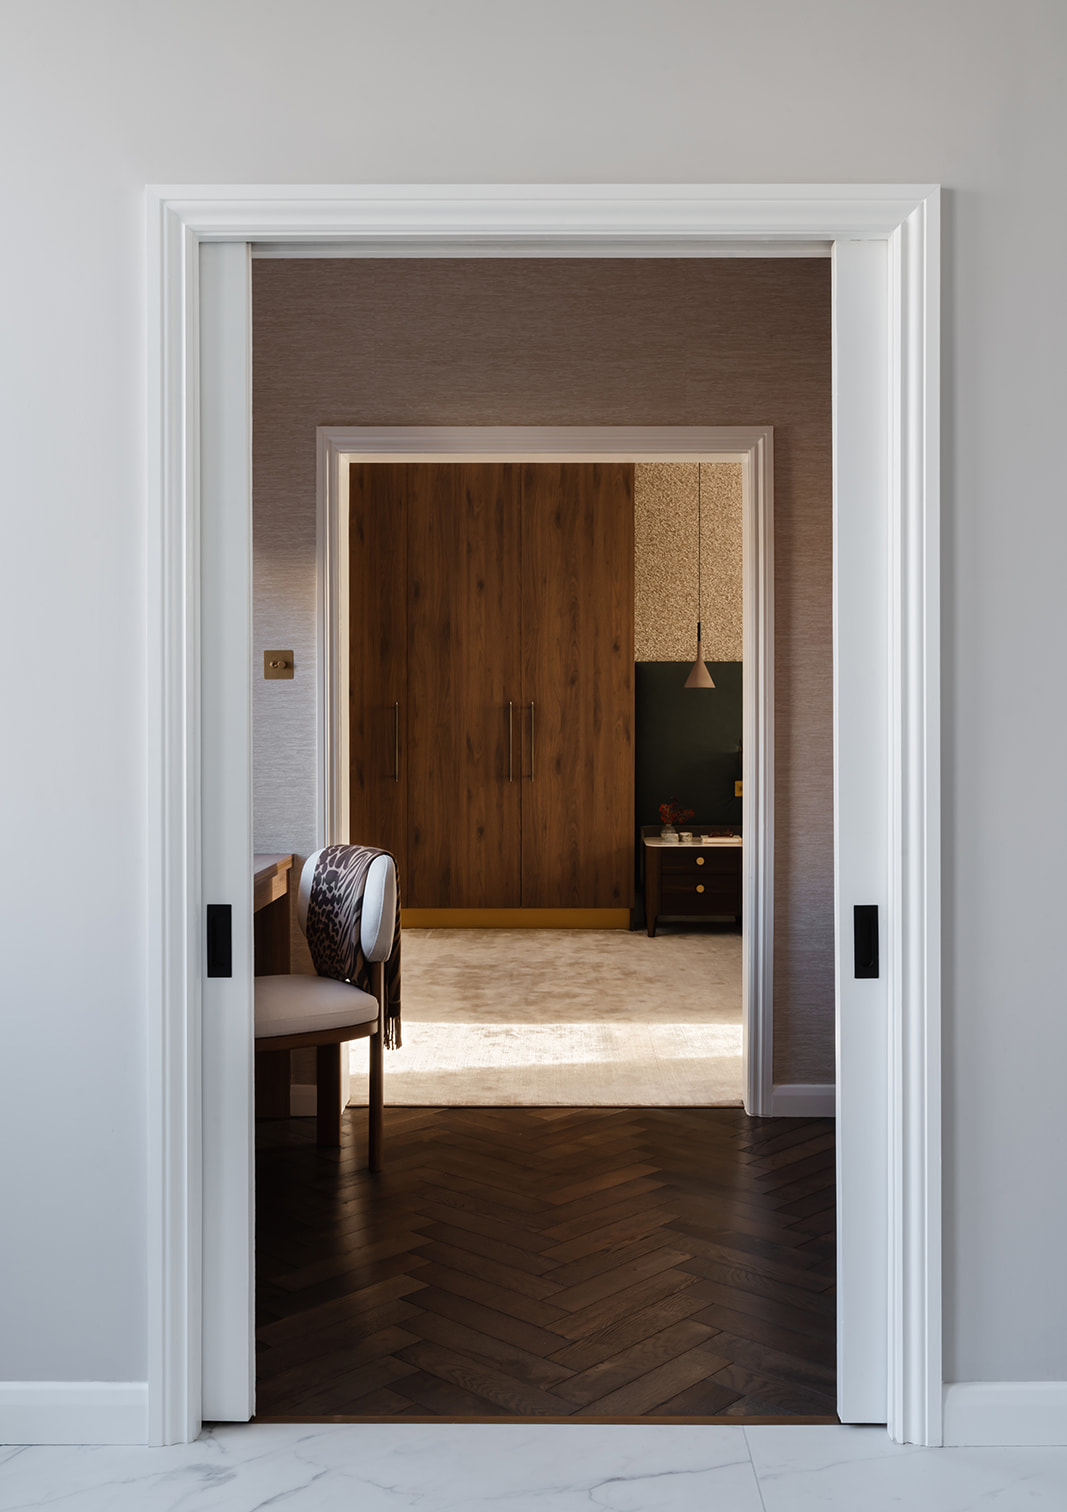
253, 258, 833, 1084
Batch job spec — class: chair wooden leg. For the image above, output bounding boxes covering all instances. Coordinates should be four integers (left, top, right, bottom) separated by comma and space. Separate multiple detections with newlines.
368, 1029, 383, 1172
316, 1042, 342, 1147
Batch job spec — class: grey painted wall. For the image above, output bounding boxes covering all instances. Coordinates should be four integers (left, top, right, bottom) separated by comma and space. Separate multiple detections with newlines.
2, 0, 1066, 1391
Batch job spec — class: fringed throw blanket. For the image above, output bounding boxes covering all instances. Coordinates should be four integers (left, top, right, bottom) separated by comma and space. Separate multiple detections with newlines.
305, 844, 402, 1048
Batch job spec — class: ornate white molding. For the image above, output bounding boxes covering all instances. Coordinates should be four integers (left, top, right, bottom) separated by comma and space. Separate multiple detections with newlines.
146, 183, 941, 1447
888, 191, 943, 1449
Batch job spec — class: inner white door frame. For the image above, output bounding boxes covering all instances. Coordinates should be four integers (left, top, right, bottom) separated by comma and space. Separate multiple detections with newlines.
146, 184, 940, 1448
317, 426, 774, 1120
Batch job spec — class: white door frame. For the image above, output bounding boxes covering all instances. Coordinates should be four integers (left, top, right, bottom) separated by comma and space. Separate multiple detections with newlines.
146, 184, 940, 1447
316, 426, 775, 1118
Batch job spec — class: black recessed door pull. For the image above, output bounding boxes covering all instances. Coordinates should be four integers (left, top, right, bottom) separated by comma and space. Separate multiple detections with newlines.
854, 904, 879, 979
206, 904, 233, 978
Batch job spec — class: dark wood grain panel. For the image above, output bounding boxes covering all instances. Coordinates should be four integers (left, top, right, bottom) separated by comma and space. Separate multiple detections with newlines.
406, 464, 522, 907
349, 464, 408, 872
520, 463, 635, 908
256, 1106, 836, 1420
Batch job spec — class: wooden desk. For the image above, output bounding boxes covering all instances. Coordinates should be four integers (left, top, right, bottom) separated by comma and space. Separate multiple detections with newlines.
254, 853, 294, 1118
254, 853, 294, 973
642, 828, 742, 937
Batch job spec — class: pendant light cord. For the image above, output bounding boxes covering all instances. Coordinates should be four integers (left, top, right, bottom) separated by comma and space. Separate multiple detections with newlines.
697, 462, 702, 641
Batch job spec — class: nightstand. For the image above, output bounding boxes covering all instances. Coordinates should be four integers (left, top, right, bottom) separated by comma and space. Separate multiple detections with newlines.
641, 827, 742, 937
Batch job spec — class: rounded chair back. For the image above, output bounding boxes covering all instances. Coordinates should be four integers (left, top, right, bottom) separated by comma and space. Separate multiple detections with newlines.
297, 848, 397, 962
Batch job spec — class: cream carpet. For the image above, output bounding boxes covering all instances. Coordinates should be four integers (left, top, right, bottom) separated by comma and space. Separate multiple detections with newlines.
349, 927, 742, 1106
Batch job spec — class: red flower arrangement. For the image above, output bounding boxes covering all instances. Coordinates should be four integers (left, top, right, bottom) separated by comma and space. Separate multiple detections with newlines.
658, 799, 695, 827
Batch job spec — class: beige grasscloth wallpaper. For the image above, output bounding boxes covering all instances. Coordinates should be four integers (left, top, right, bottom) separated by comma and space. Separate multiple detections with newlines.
635, 463, 743, 662
253, 258, 833, 1085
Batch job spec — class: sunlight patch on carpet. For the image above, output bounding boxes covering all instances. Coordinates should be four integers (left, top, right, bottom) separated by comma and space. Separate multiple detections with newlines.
348, 1021, 743, 1107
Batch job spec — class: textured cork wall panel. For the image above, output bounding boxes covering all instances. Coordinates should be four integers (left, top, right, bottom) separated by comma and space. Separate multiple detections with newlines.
253, 258, 832, 1083
634, 462, 742, 662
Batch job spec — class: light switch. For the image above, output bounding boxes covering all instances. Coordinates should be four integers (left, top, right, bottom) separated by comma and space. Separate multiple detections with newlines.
264, 650, 294, 680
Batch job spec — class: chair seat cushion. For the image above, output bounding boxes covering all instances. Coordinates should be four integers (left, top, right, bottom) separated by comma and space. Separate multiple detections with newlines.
254, 974, 379, 1040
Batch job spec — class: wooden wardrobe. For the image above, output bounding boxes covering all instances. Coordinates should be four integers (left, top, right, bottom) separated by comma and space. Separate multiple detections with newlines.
349, 462, 634, 912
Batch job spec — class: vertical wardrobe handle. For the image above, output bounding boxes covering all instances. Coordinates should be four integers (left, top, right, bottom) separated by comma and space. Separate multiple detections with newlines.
393, 701, 400, 783
508, 701, 514, 781
529, 701, 535, 782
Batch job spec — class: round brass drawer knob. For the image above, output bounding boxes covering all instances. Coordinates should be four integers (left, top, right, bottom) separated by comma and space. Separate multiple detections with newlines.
696, 884, 705, 893
696, 855, 705, 865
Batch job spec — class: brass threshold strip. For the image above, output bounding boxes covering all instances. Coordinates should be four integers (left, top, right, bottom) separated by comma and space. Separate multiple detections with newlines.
251, 1415, 840, 1427
402, 907, 631, 929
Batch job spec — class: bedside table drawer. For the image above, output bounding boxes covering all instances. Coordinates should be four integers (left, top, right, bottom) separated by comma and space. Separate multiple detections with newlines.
660, 847, 740, 877
661, 877, 740, 914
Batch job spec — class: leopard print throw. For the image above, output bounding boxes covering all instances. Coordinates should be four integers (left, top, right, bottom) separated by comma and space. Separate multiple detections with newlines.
304, 844, 402, 1049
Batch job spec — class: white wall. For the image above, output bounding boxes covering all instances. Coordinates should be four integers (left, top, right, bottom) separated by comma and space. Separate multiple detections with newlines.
1, 0, 1065, 1391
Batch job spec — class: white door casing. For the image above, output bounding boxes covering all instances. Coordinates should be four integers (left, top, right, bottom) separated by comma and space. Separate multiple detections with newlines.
146, 184, 940, 1447
198, 242, 256, 1424
832, 238, 891, 1424
316, 425, 774, 1120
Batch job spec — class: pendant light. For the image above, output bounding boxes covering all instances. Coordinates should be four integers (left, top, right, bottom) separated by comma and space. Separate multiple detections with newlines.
684, 463, 716, 689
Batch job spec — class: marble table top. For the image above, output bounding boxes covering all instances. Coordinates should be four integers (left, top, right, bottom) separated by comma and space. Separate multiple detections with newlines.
644, 833, 743, 847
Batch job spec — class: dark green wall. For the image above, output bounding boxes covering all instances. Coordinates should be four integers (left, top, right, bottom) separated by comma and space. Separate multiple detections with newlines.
635, 662, 742, 833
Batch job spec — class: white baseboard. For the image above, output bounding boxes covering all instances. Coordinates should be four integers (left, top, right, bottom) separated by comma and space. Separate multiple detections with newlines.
943, 1382, 1067, 1446
770, 1082, 836, 1117
0, 1382, 147, 1445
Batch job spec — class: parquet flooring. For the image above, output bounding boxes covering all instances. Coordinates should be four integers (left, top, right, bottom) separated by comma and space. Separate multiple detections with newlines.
255, 1107, 837, 1420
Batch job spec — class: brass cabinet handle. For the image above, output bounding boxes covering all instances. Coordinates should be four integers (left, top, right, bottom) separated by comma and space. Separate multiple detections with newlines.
393, 701, 400, 783
696, 855, 705, 866
508, 701, 514, 782
696, 884, 705, 894
529, 701, 535, 782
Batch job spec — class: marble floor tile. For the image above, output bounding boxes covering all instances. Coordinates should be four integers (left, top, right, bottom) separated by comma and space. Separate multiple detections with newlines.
0, 1424, 764, 1512
5, 1424, 1067, 1511
746, 1424, 1067, 1511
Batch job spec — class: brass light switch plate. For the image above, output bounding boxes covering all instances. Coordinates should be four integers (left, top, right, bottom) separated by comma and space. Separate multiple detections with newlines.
264, 650, 294, 680
734, 780, 743, 797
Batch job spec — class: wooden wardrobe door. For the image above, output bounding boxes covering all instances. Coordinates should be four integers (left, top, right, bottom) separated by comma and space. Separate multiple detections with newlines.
520, 463, 635, 908
348, 463, 408, 873
406, 464, 522, 907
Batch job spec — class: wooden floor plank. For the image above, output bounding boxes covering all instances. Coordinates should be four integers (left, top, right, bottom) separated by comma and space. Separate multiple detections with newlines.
256, 1107, 836, 1420
394, 1339, 572, 1417
554, 1320, 721, 1407
546, 1289, 721, 1373
414, 1239, 564, 1301
576, 1345, 729, 1415
403, 1310, 577, 1390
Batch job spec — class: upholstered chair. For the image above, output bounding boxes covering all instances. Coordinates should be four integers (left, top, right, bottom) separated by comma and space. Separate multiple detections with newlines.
254, 848, 396, 1166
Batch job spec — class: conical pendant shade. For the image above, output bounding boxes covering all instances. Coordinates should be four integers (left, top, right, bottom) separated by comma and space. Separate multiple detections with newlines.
685, 624, 715, 689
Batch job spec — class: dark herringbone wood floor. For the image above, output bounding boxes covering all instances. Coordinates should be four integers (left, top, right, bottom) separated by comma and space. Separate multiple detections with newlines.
255, 1107, 837, 1421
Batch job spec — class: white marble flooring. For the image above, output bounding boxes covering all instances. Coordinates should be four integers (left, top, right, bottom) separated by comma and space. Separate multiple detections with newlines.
4, 1424, 1067, 1510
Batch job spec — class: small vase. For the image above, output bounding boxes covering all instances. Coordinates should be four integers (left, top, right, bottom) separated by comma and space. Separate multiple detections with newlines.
660, 824, 677, 840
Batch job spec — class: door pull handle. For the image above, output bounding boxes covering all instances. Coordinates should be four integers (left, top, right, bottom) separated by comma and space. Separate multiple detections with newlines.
854, 904, 879, 978
206, 904, 232, 978
529, 701, 535, 782
508, 701, 514, 781
393, 701, 400, 784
